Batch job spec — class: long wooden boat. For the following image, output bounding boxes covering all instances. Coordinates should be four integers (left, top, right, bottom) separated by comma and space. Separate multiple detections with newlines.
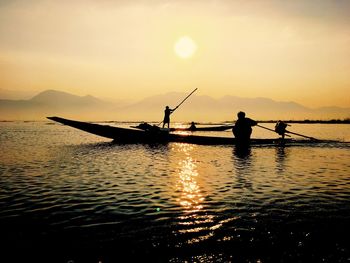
47, 116, 334, 146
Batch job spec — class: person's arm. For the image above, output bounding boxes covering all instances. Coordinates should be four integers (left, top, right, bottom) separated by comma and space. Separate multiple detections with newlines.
170, 107, 178, 113
249, 118, 257, 126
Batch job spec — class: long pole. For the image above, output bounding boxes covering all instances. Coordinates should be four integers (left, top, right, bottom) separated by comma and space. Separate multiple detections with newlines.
157, 88, 198, 126
285, 130, 318, 140
256, 124, 291, 137
172, 88, 198, 113
256, 124, 276, 133
257, 124, 318, 140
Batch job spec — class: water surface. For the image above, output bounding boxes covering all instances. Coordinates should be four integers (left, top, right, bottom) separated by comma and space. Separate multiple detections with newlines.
0, 121, 349, 262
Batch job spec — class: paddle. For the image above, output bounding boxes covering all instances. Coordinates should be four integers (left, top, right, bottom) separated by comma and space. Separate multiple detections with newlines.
157, 88, 198, 126
257, 124, 318, 140
256, 124, 291, 137
284, 130, 318, 141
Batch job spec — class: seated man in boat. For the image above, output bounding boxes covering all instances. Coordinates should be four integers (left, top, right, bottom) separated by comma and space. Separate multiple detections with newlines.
163, 106, 177, 128
189, 121, 197, 131
232, 111, 257, 144
275, 120, 288, 139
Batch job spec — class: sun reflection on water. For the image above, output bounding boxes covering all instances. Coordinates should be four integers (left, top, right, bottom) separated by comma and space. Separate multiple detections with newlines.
171, 144, 241, 245
173, 144, 212, 244
175, 144, 204, 212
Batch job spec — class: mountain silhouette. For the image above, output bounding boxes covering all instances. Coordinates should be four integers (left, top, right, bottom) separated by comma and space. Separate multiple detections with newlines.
0, 90, 349, 121
0, 90, 116, 120
30, 90, 103, 107
119, 93, 349, 121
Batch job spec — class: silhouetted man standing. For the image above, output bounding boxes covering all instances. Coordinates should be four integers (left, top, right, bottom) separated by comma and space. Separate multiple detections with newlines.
163, 106, 177, 128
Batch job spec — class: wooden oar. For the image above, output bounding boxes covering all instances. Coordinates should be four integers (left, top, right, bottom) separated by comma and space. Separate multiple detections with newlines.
285, 130, 318, 141
257, 124, 318, 140
256, 124, 291, 137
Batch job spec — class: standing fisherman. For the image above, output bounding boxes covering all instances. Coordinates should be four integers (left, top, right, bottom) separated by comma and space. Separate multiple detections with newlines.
159, 88, 197, 128
162, 106, 177, 128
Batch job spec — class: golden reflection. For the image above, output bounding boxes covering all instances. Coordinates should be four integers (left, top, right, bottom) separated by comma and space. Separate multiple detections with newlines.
171, 123, 193, 135
173, 144, 239, 244
176, 144, 204, 212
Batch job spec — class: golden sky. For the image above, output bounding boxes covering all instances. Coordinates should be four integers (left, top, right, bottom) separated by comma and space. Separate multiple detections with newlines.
0, 0, 349, 108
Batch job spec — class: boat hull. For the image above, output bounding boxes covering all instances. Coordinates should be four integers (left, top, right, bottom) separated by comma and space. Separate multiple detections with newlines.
47, 117, 171, 143
170, 125, 234, 132
47, 117, 323, 146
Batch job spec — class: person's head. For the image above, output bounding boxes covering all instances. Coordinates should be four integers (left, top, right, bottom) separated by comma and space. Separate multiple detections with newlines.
237, 111, 245, 119
166, 106, 169, 109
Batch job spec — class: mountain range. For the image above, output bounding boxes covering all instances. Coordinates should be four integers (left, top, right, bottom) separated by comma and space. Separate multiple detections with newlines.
0, 89, 349, 122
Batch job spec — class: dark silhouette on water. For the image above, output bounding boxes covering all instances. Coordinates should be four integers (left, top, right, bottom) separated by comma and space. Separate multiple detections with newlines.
159, 88, 197, 128
275, 120, 288, 139
162, 106, 177, 128
189, 121, 197, 131
232, 146, 253, 191
232, 111, 257, 146
233, 144, 252, 159
275, 146, 288, 173
47, 117, 331, 145
135, 122, 161, 132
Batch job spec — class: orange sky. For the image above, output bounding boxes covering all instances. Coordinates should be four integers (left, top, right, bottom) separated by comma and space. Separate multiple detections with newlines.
0, 0, 349, 108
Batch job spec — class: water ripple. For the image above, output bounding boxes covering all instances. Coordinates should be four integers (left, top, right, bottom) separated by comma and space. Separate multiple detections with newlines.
1, 122, 350, 261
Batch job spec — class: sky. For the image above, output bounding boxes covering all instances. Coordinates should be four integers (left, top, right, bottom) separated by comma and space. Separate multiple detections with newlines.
0, 0, 349, 108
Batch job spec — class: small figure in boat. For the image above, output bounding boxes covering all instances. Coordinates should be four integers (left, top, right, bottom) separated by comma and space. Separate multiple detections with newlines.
163, 106, 177, 128
232, 111, 257, 144
189, 121, 197, 131
275, 120, 288, 139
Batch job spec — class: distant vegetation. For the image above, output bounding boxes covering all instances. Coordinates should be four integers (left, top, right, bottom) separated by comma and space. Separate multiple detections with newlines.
259, 118, 350, 124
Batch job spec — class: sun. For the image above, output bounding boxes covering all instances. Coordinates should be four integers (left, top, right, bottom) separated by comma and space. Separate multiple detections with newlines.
174, 36, 197, 59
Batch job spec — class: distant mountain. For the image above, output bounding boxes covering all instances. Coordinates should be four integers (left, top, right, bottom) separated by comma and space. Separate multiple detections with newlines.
0, 90, 349, 121
0, 90, 119, 120
30, 90, 105, 107
117, 93, 350, 122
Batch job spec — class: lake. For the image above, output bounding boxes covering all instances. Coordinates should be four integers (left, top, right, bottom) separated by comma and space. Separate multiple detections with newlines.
0, 121, 349, 262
